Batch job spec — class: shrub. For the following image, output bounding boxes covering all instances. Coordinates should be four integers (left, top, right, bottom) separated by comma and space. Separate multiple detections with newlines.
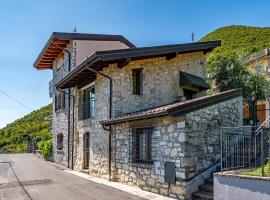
38, 139, 52, 160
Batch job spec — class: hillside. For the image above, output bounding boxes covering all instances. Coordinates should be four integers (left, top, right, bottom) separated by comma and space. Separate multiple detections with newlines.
200, 25, 270, 57
0, 104, 52, 153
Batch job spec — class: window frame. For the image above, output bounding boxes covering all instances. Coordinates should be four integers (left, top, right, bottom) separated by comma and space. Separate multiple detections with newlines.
55, 92, 65, 112
183, 88, 197, 100
81, 87, 95, 120
132, 127, 154, 164
132, 69, 143, 95
57, 133, 64, 151
54, 53, 64, 71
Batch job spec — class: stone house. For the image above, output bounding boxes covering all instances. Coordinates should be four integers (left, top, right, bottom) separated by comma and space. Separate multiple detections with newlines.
34, 32, 242, 199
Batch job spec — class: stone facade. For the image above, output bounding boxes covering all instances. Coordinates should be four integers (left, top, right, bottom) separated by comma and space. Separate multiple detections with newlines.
109, 51, 207, 116
70, 51, 209, 178
111, 96, 242, 199
51, 39, 130, 168
52, 41, 76, 167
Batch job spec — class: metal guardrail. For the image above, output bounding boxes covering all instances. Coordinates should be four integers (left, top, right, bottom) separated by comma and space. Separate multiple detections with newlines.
221, 120, 270, 176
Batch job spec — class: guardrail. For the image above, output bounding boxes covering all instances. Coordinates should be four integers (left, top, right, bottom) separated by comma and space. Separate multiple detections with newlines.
221, 122, 270, 176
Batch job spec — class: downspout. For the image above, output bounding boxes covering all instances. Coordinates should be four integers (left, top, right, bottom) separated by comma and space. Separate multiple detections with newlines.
86, 66, 113, 180
56, 88, 75, 170
52, 43, 75, 169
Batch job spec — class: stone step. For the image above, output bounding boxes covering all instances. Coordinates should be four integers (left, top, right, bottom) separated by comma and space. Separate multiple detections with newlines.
192, 191, 213, 200
205, 178, 213, 185
199, 184, 213, 193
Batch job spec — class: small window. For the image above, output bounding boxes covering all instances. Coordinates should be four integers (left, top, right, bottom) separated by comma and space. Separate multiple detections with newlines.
81, 88, 95, 119
57, 133, 63, 150
55, 92, 65, 111
54, 53, 64, 71
183, 88, 196, 100
132, 127, 153, 163
132, 69, 142, 95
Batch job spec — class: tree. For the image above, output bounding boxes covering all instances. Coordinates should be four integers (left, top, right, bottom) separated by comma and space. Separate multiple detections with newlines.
207, 53, 270, 125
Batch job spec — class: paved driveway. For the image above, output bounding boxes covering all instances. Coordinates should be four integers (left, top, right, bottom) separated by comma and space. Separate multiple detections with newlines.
0, 154, 144, 200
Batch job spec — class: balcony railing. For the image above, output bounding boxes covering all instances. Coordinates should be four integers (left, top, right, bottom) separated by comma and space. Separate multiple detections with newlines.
49, 64, 69, 98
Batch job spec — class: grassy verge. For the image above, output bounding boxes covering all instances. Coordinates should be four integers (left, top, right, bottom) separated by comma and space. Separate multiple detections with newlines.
239, 162, 270, 176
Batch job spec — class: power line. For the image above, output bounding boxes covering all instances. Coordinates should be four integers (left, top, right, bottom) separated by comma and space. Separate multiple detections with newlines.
0, 89, 33, 111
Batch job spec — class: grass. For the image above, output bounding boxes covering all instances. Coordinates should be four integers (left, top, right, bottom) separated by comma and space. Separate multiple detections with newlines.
239, 162, 270, 177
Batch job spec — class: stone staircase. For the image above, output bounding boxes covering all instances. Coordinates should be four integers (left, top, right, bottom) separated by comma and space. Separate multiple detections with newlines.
192, 177, 214, 200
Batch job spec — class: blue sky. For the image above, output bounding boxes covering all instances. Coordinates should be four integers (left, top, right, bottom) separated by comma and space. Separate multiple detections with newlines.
0, 0, 270, 127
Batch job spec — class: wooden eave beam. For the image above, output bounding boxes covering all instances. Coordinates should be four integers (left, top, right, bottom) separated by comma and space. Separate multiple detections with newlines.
117, 58, 131, 68
166, 52, 178, 60
54, 40, 69, 45
39, 61, 53, 64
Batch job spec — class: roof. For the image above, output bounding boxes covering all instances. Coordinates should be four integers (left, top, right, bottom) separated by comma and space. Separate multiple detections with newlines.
180, 71, 210, 90
56, 40, 221, 89
243, 48, 270, 65
100, 88, 242, 125
33, 32, 136, 70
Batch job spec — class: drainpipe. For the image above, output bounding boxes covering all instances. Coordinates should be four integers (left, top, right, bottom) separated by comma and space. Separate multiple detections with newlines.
86, 65, 113, 180
52, 43, 75, 169
56, 88, 75, 170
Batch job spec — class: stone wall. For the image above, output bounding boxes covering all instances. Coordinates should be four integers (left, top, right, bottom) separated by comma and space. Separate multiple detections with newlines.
112, 96, 242, 200
52, 41, 76, 167
101, 52, 206, 117
73, 73, 111, 178
214, 173, 270, 200
71, 51, 207, 177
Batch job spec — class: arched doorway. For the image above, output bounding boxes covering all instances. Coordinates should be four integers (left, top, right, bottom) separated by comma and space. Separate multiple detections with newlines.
83, 132, 90, 169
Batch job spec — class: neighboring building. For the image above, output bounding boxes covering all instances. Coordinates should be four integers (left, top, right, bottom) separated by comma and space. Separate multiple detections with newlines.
34, 33, 243, 199
243, 49, 270, 125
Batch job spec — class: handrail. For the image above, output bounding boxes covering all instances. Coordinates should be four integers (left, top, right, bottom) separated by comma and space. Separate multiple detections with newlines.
256, 116, 270, 135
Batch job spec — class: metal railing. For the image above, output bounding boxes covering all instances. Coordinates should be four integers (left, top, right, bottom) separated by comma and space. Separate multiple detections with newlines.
221, 117, 270, 176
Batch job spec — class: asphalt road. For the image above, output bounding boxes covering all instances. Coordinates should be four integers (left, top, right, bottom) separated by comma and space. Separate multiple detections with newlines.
0, 154, 144, 200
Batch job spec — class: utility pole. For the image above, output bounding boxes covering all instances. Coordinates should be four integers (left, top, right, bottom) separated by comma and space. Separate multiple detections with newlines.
191, 32, 195, 42
73, 25, 77, 33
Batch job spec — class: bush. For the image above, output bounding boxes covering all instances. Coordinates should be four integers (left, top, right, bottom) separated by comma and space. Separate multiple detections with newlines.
38, 139, 52, 160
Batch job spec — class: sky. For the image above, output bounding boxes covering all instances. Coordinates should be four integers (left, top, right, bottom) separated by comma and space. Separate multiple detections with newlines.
0, 0, 270, 128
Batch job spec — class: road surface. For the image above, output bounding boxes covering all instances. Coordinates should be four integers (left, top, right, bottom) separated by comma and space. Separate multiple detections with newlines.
0, 154, 144, 200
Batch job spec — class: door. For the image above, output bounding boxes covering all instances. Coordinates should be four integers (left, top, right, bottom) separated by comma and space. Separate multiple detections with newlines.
83, 132, 90, 169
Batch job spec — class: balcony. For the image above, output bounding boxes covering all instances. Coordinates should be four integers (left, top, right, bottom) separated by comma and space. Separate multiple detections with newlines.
49, 64, 69, 98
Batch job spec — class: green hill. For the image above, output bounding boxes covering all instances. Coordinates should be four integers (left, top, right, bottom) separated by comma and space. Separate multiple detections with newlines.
0, 104, 52, 153
200, 25, 270, 57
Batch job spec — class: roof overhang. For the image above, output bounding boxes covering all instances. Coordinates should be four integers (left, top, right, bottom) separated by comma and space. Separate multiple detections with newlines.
56, 40, 221, 89
180, 71, 210, 90
33, 32, 136, 70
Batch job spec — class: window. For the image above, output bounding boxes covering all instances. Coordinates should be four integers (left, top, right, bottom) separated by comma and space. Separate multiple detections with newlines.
132, 127, 153, 163
54, 53, 64, 71
132, 69, 142, 95
82, 88, 95, 119
183, 88, 196, 100
57, 133, 63, 150
55, 92, 65, 111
